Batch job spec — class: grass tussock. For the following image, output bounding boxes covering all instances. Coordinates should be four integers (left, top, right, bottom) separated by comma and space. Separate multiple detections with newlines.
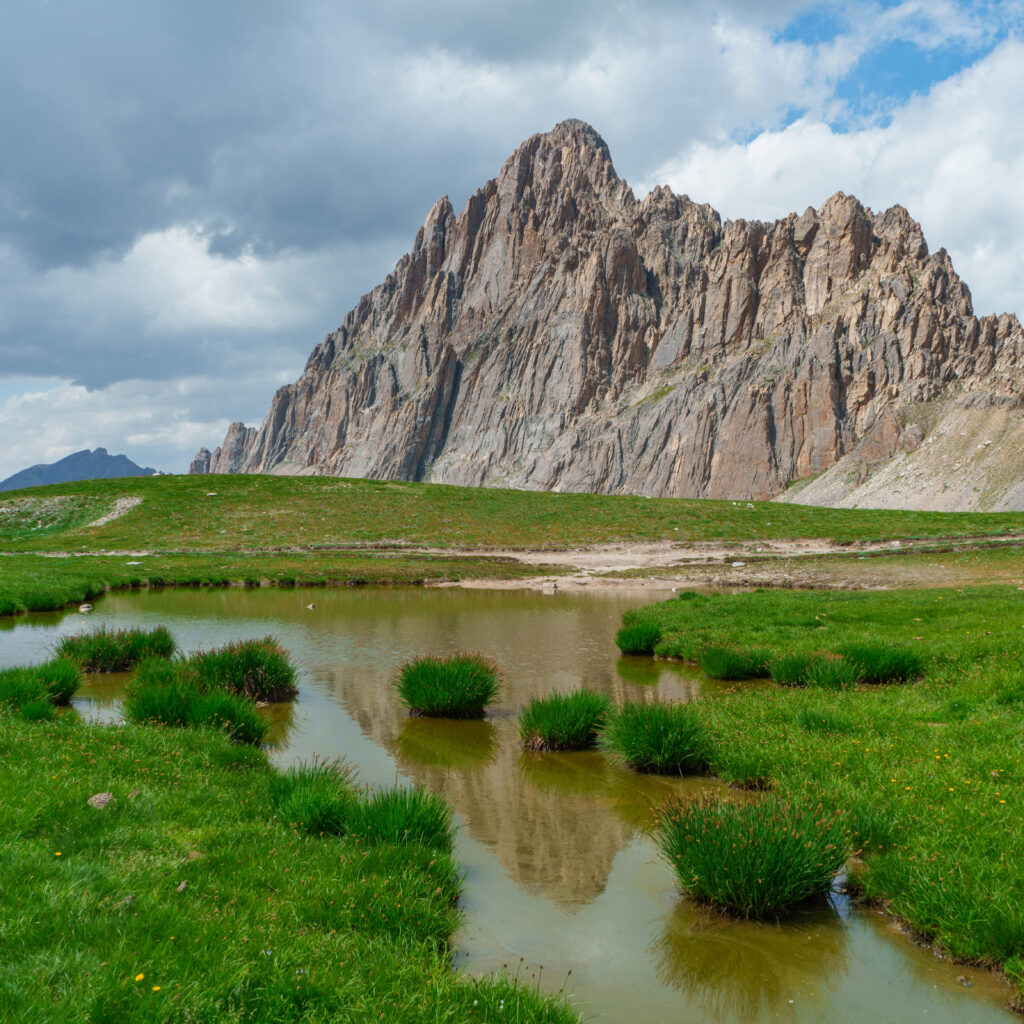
396, 653, 500, 719
269, 758, 358, 836
348, 787, 455, 852
657, 794, 849, 919
770, 652, 858, 689
123, 659, 268, 745
600, 701, 710, 775
615, 620, 661, 656
270, 760, 454, 852
18, 698, 58, 722
0, 659, 83, 710
55, 625, 175, 671
519, 689, 611, 751
698, 645, 770, 680
838, 642, 924, 684
188, 636, 298, 701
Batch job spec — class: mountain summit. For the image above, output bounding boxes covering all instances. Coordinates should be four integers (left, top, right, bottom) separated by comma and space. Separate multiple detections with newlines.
1, 448, 159, 491
192, 120, 1024, 510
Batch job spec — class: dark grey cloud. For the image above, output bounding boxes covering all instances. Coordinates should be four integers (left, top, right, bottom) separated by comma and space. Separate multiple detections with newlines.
1, 0, 1017, 478
1, 0, 814, 273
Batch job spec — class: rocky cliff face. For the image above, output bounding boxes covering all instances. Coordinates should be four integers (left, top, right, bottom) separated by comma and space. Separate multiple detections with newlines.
193, 119, 1024, 508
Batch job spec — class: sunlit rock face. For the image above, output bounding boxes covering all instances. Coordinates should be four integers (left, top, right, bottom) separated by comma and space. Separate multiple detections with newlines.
194, 120, 1024, 509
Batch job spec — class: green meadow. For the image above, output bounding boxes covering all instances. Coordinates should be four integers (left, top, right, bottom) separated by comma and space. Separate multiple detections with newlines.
619, 586, 1024, 995
0, 715, 577, 1023
2, 473, 1024, 616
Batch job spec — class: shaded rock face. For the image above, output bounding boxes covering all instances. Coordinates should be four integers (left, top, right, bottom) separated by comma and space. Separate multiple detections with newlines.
193, 119, 1024, 505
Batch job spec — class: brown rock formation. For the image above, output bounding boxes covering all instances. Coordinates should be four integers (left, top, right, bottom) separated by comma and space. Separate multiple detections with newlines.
192, 119, 1024, 508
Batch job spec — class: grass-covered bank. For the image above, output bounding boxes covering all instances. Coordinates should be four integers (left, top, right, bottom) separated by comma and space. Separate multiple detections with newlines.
0, 551, 556, 617
4, 474, 1024, 553
0, 714, 578, 1023
622, 586, 1024, 999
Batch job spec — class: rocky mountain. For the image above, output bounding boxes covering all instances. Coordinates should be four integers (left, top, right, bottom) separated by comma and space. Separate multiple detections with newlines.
192, 119, 1024, 510
1, 448, 159, 492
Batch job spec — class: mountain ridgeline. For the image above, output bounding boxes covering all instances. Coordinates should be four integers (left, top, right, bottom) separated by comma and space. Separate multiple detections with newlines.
1, 448, 158, 492
191, 120, 1024, 510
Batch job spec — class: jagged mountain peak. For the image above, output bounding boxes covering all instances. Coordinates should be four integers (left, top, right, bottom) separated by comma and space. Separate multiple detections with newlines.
193, 124, 1024, 510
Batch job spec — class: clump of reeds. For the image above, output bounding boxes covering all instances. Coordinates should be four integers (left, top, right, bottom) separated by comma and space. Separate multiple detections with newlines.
269, 758, 357, 836
188, 637, 298, 702
519, 689, 611, 751
55, 625, 176, 672
269, 761, 454, 851
615, 621, 662, 656
18, 699, 57, 723
395, 653, 500, 718
770, 652, 858, 689
600, 701, 710, 775
348, 787, 455, 852
698, 645, 770, 680
0, 659, 83, 710
123, 659, 268, 745
656, 794, 849, 919
838, 643, 924, 684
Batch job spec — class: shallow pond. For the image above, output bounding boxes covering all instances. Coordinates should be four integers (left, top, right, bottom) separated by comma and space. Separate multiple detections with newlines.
0, 586, 1016, 1023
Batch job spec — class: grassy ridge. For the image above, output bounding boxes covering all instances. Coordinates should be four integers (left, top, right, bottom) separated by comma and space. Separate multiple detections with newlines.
3, 474, 1024, 553
0, 714, 578, 1023
624, 586, 1024, 994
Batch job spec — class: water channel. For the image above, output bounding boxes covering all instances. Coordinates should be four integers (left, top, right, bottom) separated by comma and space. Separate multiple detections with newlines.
0, 586, 1015, 1023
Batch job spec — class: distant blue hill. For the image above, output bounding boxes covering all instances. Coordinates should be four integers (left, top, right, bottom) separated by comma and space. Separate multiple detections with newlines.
0, 448, 160, 491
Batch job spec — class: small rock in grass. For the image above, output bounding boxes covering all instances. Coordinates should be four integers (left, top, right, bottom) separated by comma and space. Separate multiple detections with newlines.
176, 880, 188, 893
731, 561, 746, 568
87, 792, 113, 809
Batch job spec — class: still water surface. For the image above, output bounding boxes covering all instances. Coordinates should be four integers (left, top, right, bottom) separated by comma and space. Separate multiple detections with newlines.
0, 586, 1015, 1024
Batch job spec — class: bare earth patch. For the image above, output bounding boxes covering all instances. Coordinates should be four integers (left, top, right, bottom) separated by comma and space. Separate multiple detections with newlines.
86, 496, 142, 528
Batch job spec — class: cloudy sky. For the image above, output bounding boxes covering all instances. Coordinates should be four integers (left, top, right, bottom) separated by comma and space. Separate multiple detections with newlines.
2, 0, 1023, 478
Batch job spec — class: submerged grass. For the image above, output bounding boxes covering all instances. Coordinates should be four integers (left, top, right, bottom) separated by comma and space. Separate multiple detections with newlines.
55, 625, 175, 672
396, 654, 500, 719
519, 689, 611, 751
657, 794, 849, 919
0, 714, 578, 1023
600, 701, 710, 775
